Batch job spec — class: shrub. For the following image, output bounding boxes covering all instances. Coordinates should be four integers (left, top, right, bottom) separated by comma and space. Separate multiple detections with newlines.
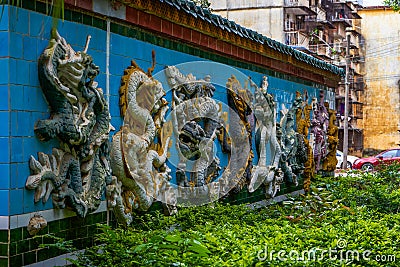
49, 164, 400, 266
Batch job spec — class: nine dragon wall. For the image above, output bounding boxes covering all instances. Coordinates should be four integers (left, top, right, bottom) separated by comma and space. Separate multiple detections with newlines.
0, 4, 335, 266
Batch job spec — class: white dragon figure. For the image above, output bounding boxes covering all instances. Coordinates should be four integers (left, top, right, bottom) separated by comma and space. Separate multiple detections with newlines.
248, 76, 283, 198
108, 56, 172, 225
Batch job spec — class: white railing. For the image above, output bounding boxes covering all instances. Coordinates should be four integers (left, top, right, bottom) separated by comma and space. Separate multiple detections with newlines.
284, 0, 310, 7
309, 44, 334, 58
285, 31, 309, 47
284, 20, 306, 31
284, 20, 295, 31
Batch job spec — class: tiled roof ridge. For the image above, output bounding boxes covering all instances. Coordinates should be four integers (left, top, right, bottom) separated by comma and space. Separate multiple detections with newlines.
158, 0, 344, 76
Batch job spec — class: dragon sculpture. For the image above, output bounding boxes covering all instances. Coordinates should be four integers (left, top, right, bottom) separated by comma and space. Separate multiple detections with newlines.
226, 75, 254, 193
108, 55, 172, 225
277, 93, 308, 186
295, 91, 315, 193
322, 103, 338, 172
311, 91, 330, 172
165, 66, 224, 202
25, 30, 112, 217
248, 76, 283, 198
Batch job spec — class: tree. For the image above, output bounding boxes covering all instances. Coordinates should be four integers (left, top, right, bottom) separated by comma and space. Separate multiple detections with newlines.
192, 0, 211, 9
384, 0, 400, 11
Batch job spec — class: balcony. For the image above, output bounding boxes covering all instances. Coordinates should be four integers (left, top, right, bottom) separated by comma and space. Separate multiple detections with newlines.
330, 21, 350, 38
332, 57, 346, 67
351, 77, 365, 91
350, 102, 363, 119
285, 31, 309, 47
284, 19, 306, 32
285, 0, 309, 7
330, 14, 353, 26
309, 44, 334, 59
326, 0, 360, 26
348, 33, 359, 49
337, 129, 363, 153
284, 0, 317, 15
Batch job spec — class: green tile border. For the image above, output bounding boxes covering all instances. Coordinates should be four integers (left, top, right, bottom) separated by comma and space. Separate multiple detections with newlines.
0, 257, 9, 267
6, 210, 113, 265
0, 230, 7, 244
6, 1, 332, 91
0, 243, 8, 257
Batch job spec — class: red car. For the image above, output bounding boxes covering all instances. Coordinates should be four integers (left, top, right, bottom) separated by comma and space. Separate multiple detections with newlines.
353, 148, 400, 171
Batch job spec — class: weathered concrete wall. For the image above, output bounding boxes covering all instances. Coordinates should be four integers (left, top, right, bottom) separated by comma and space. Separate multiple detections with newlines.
210, 0, 284, 10
359, 8, 400, 152
213, 8, 285, 42
210, 0, 284, 41
1, 0, 341, 265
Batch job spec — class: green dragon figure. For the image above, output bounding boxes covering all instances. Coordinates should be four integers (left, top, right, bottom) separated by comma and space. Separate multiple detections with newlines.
26, 30, 113, 217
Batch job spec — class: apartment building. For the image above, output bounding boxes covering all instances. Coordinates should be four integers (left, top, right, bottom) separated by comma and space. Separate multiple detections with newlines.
210, 0, 365, 155
358, 6, 400, 153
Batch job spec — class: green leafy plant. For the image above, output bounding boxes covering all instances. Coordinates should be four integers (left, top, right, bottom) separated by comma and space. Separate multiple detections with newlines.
192, 0, 211, 9
44, 164, 400, 266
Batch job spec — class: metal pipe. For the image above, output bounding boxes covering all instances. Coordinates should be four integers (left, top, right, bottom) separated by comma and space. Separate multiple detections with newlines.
106, 18, 110, 226
343, 29, 351, 169
106, 18, 110, 104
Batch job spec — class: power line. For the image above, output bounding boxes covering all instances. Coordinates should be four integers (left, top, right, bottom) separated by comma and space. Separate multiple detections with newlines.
364, 74, 400, 81
313, 42, 399, 58
365, 52, 399, 59
366, 44, 400, 54
365, 44, 400, 54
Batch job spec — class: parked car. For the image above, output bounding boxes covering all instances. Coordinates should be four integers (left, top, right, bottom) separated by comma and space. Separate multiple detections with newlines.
336, 150, 360, 169
352, 148, 400, 171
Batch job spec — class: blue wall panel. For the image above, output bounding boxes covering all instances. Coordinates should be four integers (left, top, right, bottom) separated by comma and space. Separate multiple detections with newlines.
0, 6, 8, 31
1, 6, 335, 216
0, 31, 8, 57
23, 188, 53, 214
0, 190, 9, 216
10, 111, 32, 137
10, 137, 24, 163
0, 85, 8, 111
10, 59, 29, 85
9, 189, 23, 214
0, 137, 9, 164
0, 164, 10, 190
9, 32, 23, 59
9, 7, 29, 35
23, 36, 38, 61
10, 163, 29, 189
0, 59, 8, 85
0, 112, 9, 137
10, 85, 24, 111
29, 11, 52, 38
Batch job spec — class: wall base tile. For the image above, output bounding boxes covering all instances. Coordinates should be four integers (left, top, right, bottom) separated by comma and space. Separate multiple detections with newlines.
0, 257, 8, 267
11, 200, 108, 229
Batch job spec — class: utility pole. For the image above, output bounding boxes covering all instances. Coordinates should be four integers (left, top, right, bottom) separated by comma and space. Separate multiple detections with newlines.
343, 29, 351, 169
